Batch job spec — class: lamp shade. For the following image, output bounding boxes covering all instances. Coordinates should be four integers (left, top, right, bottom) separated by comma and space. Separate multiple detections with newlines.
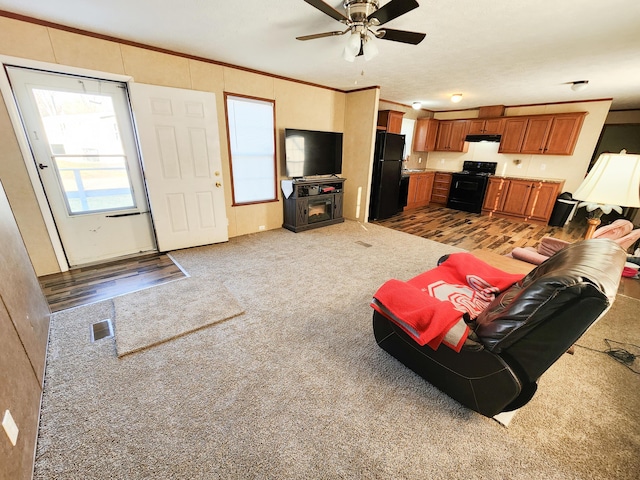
573, 151, 640, 208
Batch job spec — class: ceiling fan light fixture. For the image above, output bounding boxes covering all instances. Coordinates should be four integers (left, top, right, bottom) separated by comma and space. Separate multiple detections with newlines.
451, 93, 463, 103
412, 101, 422, 110
342, 30, 361, 62
363, 35, 378, 61
571, 80, 589, 92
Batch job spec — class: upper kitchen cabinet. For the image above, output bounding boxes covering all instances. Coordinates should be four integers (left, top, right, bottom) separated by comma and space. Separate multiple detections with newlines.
435, 120, 469, 152
520, 116, 554, 154
377, 110, 405, 134
413, 118, 439, 152
498, 117, 529, 153
542, 112, 587, 155
467, 118, 505, 135
513, 112, 587, 155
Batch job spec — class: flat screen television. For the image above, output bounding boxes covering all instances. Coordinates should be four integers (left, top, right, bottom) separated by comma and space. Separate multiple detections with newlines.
284, 128, 343, 178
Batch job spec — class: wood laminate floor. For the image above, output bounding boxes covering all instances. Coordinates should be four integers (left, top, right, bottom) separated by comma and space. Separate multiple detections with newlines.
39, 252, 187, 312
374, 204, 587, 255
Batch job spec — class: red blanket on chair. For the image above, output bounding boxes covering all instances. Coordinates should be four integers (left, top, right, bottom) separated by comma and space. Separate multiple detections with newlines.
371, 253, 524, 352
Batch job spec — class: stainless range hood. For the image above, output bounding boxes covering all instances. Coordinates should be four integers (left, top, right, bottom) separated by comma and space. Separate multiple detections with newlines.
465, 134, 501, 143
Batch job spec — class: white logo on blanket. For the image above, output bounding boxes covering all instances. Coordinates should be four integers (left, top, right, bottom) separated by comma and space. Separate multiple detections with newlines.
424, 275, 499, 318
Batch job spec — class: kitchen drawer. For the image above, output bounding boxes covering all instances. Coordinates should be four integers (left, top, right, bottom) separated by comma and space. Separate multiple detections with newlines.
430, 193, 449, 205
431, 172, 452, 205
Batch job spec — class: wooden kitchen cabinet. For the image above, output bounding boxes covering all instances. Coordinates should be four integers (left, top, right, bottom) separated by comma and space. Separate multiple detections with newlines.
406, 171, 435, 209
482, 177, 508, 212
498, 117, 529, 153
526, 181, 561, 222
468, 118, 505, 135
520, 116, 554, 154
543, 113, 587, 155
430, 172, 452, 205
501, 179, 534, 216
377, 110, 404, 134
413, 118, 439, 151
516, 112, 587, 155
435, 120, 469, 152
482, 176, 564, 224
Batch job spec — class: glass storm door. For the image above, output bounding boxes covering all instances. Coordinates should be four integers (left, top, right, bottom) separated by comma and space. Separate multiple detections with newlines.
7, 66, 156, 266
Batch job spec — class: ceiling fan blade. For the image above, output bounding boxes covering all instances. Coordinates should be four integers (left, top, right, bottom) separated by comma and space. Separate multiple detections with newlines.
367, 0, 419, 25
302, 0, 349, 22
376, 28, 426, 45
296, 30, 349, 41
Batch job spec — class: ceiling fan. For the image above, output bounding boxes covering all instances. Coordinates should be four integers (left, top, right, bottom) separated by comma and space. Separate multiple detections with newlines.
297, 0, 426, 61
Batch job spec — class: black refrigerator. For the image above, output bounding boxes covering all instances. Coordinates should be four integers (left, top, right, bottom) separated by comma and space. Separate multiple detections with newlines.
369, 131, 405, 220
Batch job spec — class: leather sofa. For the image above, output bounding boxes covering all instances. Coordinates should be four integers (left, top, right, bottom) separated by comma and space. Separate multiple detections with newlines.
373, 239, 626, 417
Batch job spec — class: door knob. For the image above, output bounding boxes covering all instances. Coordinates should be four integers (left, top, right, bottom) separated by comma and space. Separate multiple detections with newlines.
38, 163, 48, 169
215, 182, 222, 188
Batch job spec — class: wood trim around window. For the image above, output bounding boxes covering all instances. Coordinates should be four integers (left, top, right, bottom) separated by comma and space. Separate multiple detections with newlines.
223, 92, 278, 206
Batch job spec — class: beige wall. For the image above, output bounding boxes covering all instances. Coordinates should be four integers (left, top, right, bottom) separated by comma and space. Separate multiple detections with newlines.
0, 16, 368, 275
427, 100, 612, 193
344, 88, 380, 222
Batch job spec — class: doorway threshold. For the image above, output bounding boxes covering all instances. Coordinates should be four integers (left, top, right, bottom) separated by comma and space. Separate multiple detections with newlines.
39, 252, 188, 312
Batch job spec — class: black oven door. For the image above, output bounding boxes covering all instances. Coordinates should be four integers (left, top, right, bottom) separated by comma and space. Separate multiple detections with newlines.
447, 174, 489, 213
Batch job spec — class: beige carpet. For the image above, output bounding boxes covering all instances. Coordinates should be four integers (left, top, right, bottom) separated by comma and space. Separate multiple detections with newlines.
114, 276, 244, 357
34, 221, 640, 479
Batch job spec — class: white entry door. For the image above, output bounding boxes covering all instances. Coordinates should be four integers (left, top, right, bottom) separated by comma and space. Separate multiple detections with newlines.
6, 66, 156, 266
129, 83, 228, 251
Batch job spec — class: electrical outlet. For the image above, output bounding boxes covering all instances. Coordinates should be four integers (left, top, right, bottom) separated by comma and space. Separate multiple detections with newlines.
258, 225, 266, 231
418, 157, 422, 163
2, 410, 19, 446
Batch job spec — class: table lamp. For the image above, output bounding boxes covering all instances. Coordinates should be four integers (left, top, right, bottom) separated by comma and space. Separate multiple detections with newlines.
573, 150, 640, 239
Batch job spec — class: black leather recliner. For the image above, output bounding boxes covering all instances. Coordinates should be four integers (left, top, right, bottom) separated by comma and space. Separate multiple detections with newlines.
373, 239, 626, 417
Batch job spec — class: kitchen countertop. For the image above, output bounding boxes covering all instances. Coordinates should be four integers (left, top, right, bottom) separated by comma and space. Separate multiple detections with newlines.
402, 170, 564, 184
490, 175, 565, 184
402, 169, 453, 174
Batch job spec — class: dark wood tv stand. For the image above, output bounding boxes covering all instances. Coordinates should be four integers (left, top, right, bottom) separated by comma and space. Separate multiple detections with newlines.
282, 177, 346, 232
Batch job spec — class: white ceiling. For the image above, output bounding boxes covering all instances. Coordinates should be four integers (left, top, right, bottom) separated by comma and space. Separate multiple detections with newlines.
2, 0, 639, 111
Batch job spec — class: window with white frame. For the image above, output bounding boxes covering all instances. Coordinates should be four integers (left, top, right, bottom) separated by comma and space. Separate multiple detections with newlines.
225, 94, 277, 204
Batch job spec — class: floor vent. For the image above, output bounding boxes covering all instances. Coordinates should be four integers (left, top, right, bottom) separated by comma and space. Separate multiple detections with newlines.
355, 241, 372, 248
91, 319, 113, 342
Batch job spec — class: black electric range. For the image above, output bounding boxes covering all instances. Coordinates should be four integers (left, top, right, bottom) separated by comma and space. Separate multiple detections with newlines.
447, 161, 498, 213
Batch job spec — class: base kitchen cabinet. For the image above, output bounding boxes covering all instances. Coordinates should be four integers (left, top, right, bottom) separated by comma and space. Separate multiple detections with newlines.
482, 177, 564, 224
406, 171, 435, 209
430, 172, 452, 205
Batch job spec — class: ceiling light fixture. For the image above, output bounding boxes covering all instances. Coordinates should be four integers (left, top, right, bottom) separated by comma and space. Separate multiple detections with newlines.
412, 102, 422, 110
362, 35, 378, 61
451, 93, 463, 103
342, 31, 361, 62
571, 80, 589, 92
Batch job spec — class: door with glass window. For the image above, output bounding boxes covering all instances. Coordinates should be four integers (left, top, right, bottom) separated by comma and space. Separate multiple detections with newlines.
7, 66, 156, 266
